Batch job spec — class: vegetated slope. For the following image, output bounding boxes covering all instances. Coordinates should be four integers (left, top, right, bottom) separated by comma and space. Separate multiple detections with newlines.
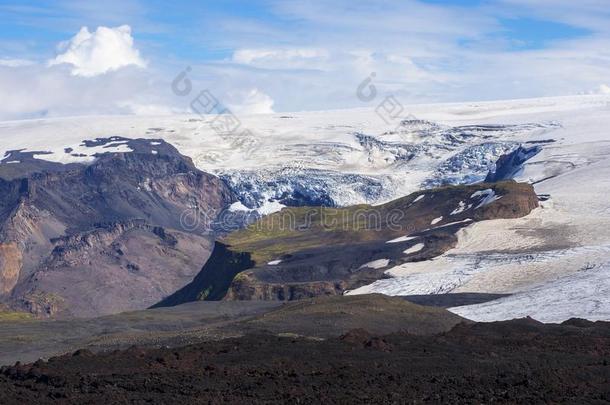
0, 294, 463, 366
1, 317, 608, 404
245, 294, 467, 337
0, 138, 234, 318
0, 300, 283, 366
156, 181, 538, 306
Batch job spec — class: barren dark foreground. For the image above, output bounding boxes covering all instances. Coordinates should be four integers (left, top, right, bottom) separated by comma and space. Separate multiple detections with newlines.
1, 317, 609, 404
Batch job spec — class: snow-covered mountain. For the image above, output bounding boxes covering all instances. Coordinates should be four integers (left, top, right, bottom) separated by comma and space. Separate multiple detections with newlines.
0, 97, 567, 211
1, 94, 609, 322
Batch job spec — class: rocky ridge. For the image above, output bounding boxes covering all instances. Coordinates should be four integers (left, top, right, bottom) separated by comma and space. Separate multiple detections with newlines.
0, 138, 234, 317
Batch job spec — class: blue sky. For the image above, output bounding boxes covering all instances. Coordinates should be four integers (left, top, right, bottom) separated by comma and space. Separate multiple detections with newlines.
0, 0, 609, 119
0, 1, 594, 58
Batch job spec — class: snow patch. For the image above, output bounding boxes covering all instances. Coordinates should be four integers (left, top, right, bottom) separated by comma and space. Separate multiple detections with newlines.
228, 201, 254, 212
450, 261, 610, 323
359, 259, 390, 270
450, 201, 471, 215
386, 235, 418, 244
431, 216, 443, 225
413, 194, 425, 203
228, 197, 285, 216
17, 140, 135, 165
422, 218, 473, 232
257, 200, 286, 216
267, 260, 282, 266
471, 189, 501, 209
403, 243, 425, 255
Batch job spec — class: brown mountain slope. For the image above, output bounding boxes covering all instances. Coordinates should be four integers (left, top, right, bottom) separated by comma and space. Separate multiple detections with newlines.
0, 138, 234, 318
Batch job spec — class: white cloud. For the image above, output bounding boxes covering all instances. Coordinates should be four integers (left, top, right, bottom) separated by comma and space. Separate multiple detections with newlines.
48, 25, 146, 77
225, 89, 275, 115
598, 84, 610, 95
233, 48, 330, 69
116, 101, 183, 115
0, 61, 172, 121
0, 26, 178, 121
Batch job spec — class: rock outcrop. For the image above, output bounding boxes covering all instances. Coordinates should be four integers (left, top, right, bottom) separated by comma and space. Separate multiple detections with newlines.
0, 243, 22, 295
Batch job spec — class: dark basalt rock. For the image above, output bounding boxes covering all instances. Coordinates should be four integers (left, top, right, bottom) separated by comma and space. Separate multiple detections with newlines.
0, 315, 608, 404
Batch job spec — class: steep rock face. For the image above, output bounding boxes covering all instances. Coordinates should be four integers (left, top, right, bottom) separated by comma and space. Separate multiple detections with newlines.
0, 243, 22, 295
0, 138, 235, 317
12, 222, 215, 318
153, 242, 254, 307
157, 181, 538, 304
0, 202, 64, 299
485, 145, 542, 182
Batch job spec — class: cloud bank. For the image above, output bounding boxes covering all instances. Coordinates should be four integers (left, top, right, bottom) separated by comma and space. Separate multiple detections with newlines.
0, 25, 164, 120
226, 89, 275, 115
48, 25, 146, 77
1, 0, 610, 120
